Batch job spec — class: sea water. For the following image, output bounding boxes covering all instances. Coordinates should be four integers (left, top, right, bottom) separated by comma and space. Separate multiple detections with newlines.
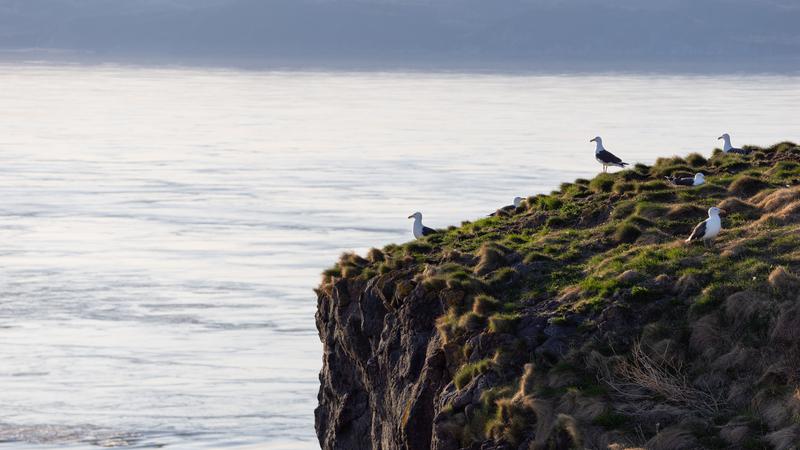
0, 65, 797, 448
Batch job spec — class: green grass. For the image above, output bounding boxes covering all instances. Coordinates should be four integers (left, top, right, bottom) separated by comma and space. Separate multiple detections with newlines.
454, 358, 494, 389
488, 313, 520, 334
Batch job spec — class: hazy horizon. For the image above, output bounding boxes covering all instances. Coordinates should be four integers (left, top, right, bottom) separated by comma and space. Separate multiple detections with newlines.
2, 0, 800, 72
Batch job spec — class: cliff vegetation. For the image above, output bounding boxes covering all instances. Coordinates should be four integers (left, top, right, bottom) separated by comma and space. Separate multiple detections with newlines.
316, 141, 800, 450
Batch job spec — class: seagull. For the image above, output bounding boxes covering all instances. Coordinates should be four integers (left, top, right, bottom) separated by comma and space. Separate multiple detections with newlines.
591, 136, 628, 172
718, 133, 751, 155
666, 173, 705, 187
490, 197, 525, 217
686, 207, 724, 247
408, 212, 436, 239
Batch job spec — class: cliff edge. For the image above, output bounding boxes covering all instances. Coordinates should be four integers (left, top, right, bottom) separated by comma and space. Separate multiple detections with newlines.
316, 142, 800, 450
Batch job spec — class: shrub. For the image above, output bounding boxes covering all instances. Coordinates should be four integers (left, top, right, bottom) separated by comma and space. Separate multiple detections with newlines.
691, 283, 730, 315
768, 161, 800, 181
517, 363, 536, 397
728, 175, 768, 197
322, 265, 341, 279
625, 215, 654, 229
614, 222, 641, 243
589, 174, 615, 193
636, 180, 670, 192
611, 200, 636, 219
537, 195, 563, 211
634, 202, 668, 219
473, 294, 501, 316
422, 276, 447, 291
638, 190, 677, 202
454, 359, 493, 389
366, 248, 385, 263
341, 265, 362, 278
523, 251, 552, 264
474, 243, 509, 275
686, 153, 708, 167
546, 215, 568, 228
629, 286, 652, 301
612, 180, 636, 194
487, 267, 517, 289
488, 313, 520, 334
405, 240, 432, 255
454, 365, 475, 389
666, 203, 705, 219
459, 312, 487, 332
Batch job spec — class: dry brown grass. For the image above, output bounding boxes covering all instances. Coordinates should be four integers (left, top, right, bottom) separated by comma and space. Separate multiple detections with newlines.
769, 266, 800, 298
516, 363, 536, 398
366, 247, 385, 263
473, 242, 509, 276
689, 314, 723, 360
755, 200, 800, 226
719, 416, 751, 445
553, 388, 605, 422
711, 345, 758, 373
606, 341, 723, 416
729, 176, 769, 198
553, 414, 582, 449
523, 397, 555, 449
723, 291, 774, 331
717, 197, 760, 218
720, 238, 748, 258
673, 273, 702, 296
666, 203, 705, 219
556, 285, 582, 303
753, 186, 800, 212
765, 424, 800, 450
771, 304, 800, 343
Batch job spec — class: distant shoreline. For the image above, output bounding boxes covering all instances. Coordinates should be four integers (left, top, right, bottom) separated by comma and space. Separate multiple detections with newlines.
2, 50, 800, 76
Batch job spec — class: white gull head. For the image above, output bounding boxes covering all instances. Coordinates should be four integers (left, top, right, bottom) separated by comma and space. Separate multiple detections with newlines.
694, 173, 705, 184
718, 133, 733, 152
590, 136, 605, 152
408, 212, 422, 220
513, 197, 524, 208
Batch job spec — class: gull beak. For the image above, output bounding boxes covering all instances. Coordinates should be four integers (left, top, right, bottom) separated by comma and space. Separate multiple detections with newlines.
717, 136, 723, 140
589, 138, 596, 142
408, 215, 413, 219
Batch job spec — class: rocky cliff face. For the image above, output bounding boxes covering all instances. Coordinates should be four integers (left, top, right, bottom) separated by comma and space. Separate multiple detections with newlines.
315, 273, 448, 450
316, 142, 800, 450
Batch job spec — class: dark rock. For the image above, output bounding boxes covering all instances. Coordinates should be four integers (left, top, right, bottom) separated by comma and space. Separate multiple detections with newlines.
517, 315, 547, 347
535, 337, 569, 361
544, 323, 576, 339
315, 277, 448, 450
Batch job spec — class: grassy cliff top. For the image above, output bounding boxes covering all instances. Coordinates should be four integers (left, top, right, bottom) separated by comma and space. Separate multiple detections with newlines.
319, 141, 800, 449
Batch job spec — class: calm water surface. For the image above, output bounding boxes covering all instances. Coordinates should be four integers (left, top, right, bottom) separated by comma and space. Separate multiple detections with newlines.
0, 65, 797, 448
